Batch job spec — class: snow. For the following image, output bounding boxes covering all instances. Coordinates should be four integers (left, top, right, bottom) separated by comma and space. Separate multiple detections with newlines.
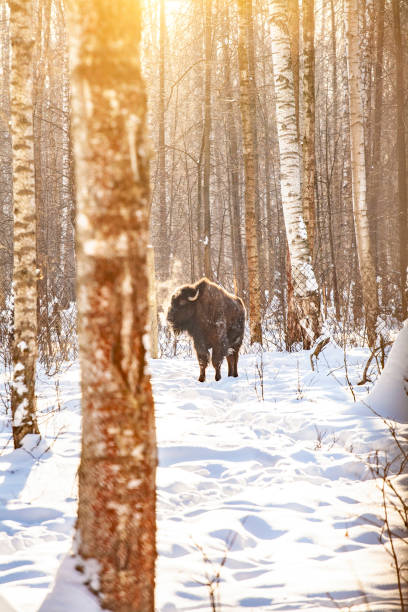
366, 320, 408, 423
0, 343, 407, 611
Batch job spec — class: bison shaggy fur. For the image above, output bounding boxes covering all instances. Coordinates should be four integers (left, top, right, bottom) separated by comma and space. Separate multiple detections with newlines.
167, 277, 246, 382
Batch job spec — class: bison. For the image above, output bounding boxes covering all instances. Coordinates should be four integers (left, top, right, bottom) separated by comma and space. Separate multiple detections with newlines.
167, 277, 246, 382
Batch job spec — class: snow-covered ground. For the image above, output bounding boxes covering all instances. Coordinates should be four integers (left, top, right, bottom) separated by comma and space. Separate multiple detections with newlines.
0, 342, 407, 611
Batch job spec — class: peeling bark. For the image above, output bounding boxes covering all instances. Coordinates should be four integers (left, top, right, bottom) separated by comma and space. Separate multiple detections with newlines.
344, 0, 378, 347
10, 0, 40, 448
237, 0, 262, 345
68, 1, 156, 609
269, 0, 321, 349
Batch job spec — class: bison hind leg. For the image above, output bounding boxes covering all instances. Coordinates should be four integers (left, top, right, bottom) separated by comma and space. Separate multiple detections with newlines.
227, 347, 239, 377
211, 348, 225, 381
227, 351, 235, 377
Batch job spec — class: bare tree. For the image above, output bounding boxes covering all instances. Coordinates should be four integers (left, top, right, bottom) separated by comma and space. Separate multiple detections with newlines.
203, 0, 213, 279
269, 0, 321, 348
237, 0, 262, 344
157, 0, 169, 281
9, 0, 40, 448
68, 0, 156, 609
302, 0, 316, 254
344, 0, 378, 347
392, 0, 408, 321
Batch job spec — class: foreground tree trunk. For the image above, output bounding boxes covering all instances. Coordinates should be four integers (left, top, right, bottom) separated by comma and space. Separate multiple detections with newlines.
269, 0, 321, 349
237, 0, 262, 344
344, 0, 378, 347
10, 0, 40, 448
68, 1, 156, 610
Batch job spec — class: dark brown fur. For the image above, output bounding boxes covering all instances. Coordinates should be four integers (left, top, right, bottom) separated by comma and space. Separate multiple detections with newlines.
167, 278, 246, 382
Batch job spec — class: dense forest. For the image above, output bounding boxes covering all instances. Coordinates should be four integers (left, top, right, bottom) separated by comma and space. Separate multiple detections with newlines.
145, 0, 408, 353
0, 0, 407, 610
1, 0, 407, 363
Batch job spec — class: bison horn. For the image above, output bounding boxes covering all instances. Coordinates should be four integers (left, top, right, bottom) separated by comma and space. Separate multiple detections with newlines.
188, 289, 200, 302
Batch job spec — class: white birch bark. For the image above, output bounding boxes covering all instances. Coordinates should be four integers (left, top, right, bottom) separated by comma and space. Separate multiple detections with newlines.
148, 246, 159, 359
68, 0, 156, 608
9, 0, 39, 448
269, 0, 321, 347
301, 0, 316, 253
344, 0, 378, 347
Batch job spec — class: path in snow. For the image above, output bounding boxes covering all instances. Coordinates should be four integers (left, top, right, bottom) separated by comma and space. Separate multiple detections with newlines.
0, 344, 406, 611
153, 348, 407, 611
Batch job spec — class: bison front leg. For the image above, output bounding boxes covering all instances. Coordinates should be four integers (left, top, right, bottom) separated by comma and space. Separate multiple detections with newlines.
194, 340, 209, 382
232, 350, 239, 377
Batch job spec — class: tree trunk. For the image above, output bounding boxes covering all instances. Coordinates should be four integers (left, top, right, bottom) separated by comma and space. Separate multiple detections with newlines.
288, 0, 300, 138
344, 0, 378, 347
68, 1, 156, 609
237, 0, 262, 344
157, 0, 168, 281
9, 0, 40, 448
392, 0, 408, 320
203, 0, 212, 279
302, 0, 316, 254
367, 0, 384, 278
246, 0, 263, 300
222, 9, 245, 297
269, 0, 321, 349
148, 246, 159, 359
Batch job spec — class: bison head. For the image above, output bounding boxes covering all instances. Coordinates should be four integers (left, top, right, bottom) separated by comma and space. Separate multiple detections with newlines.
167, 284, 200, 334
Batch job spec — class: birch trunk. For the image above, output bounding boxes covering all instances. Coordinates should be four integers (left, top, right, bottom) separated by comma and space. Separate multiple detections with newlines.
368, 0, 384, 277
222, 9, 245, 297
68, 1, 156, 609
237, 0, 262, 345
344, 0, 378, 347
270, 0, 321, 349
302, 0, 316, 254
9, 0, 40, 448
392, 0, 408, 320
157, 0, 168, 281
203, 0, 213, 279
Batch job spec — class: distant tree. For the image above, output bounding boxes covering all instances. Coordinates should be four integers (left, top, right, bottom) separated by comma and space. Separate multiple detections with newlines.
237, 0, 262, 344
157, 0, 169, 281
301, 0, 316, 254
203, 0, 213, 279
269, 0, 321, 349
344, 0, 378, 347
392, 0, 407, 321
9, 0, 40, 448
367, 0, 385, 276
221, 7, 245, 297
68, 0, 156, 609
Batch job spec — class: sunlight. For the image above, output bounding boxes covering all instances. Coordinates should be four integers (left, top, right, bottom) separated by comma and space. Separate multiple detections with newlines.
147, 0, 191, 27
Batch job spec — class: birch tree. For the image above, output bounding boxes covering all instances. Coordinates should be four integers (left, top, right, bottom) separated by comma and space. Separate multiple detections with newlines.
10, 0, 40, 448
157, 0, 169, 281
392, 0, 408, 321
269, 0, 321, 348
68, 1, 156, 609
302, 0, 316, 253
237, 0, 262, 344
344, 0, 378, 347
203, 0, 213, 279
